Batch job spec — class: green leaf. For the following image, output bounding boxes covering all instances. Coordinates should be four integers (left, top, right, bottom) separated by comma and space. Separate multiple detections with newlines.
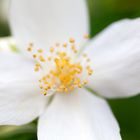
0, 123, 37, 140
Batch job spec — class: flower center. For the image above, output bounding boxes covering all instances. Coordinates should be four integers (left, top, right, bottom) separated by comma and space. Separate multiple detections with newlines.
27, 37, 93, 95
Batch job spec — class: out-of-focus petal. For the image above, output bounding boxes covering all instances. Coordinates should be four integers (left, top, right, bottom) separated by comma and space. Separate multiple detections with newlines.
38, 89, 121, 140
10, 0, 89, 52
0, 52, 47, 125
84, 19, 140, 98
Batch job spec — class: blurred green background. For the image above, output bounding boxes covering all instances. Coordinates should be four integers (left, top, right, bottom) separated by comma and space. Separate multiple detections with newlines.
0, 0, 140, 140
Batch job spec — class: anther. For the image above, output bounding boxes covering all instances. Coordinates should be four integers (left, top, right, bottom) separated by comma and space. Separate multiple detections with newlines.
33, 54, 37, 58
69, 38, 75, 43
84, 34, 90, 39
38, 49, 43, 53
63, 43, 67, 48
50, 47, 54, 53
39, 55, 45, 62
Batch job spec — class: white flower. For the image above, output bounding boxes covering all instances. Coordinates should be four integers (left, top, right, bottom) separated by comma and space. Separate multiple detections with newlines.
0, 0, 140, 140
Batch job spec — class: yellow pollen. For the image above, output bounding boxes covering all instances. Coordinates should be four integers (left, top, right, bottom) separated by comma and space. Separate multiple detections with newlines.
35, 63, 41, 67
48, 57, 52, 61
39, 55, 46, 62
27, 43, 34, 52
83, 80, 88, 85
69, 38, 75, 43
87, 58, 90, 62
63, 43, 67, 48
27, 47, 32, 52
84, 34, 90, 39
27, 37, 93, 95
33, 54, 37, 58
50, 47, 54, 53
38, 49, 43, 53
83, 53, 87, 57
34, 67, 39, 72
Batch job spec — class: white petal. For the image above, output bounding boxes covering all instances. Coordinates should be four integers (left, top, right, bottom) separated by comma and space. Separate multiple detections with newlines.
84, 19, 140, 98
87, 18, 140, 54
0, 52, 47, 125
38, 89, 121, 140
10, 0, 89, 52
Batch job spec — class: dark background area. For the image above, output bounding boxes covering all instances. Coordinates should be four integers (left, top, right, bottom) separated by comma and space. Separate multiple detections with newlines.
0, 0, 140, 140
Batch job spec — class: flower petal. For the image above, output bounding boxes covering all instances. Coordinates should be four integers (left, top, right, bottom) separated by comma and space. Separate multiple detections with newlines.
0, 52, 47, 125
38, 89, 121, 140
10, 0, 89, 52
84, 19, 140, 98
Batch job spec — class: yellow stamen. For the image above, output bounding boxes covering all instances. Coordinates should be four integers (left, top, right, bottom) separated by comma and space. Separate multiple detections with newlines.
69, 38, 75, 43
33, 54, 37, 58
38, 49, 43, 53
27, 37, 93, 95
27, 43, 34, 51
63, 43, 67, 48
84, 34, 90, 39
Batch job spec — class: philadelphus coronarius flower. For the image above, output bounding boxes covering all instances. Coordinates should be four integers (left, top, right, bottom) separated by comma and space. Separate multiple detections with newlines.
0, 0, 140, 140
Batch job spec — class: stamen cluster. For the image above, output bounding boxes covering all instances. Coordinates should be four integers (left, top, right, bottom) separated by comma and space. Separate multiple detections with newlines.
27, 36, 93, 95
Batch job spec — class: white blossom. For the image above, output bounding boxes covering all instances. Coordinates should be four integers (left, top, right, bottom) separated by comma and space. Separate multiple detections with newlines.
0, 0, 140, 140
